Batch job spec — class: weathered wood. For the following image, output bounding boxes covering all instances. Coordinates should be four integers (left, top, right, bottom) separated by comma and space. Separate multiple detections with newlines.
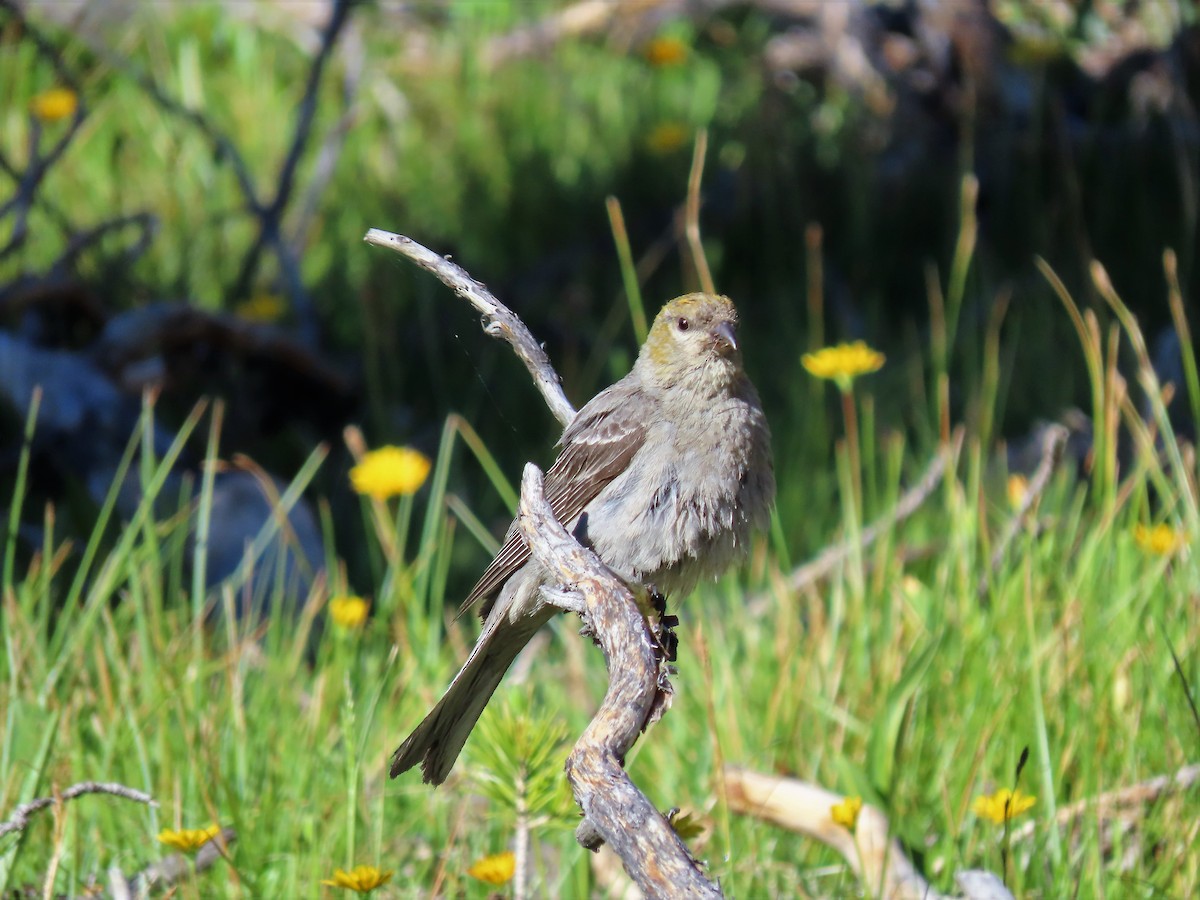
517, 464, 722, 899
363, 229, 576, 428
0, 781, 156, 839
133, 828, 237, 893
724, 766, 938, 900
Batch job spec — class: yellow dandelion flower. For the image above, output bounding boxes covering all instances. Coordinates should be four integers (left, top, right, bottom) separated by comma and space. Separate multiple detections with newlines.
644, 35, 689, 67
646, 122, 690, 155
900, 574, 925, 599
234, 291, 287, 324
328, 595, 369, 629
1133, 523, 1185, 556
1007, 474, 1029, 509
971, 787, 1036, 824
30, 87, 78, 123
802, 341, 885, 389
830, 795, 863, 831
321, 865, 393, 893
350, 445, 431, 500
466, 850, 516, 886
157, 823, 221, 852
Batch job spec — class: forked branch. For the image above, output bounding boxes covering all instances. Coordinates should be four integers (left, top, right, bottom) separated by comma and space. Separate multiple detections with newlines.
518, 464, 720, 898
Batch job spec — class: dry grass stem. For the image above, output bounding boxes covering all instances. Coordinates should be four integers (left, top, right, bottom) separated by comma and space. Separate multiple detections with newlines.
747, 431, 962, 616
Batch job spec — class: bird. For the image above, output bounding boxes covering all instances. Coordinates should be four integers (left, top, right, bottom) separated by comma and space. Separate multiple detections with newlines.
390, 292, 774, 784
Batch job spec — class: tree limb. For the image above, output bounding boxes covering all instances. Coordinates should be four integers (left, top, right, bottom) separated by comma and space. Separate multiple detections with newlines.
978, 423, 1067, 598
747, 431, 961, 616
724, 766, 939, 900
517, 463, 721, 898
1009, 762, 1200, 842
0, 1, 88, 263
363, 229, 576, 427
228, 0, 358, 342
0, 782, 156, 840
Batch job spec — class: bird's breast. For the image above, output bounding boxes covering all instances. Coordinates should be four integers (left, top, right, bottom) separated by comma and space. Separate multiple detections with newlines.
580, 393, 772, 597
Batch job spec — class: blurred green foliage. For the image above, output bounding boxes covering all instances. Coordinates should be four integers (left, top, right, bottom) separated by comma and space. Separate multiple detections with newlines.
1, 3, 1199, 896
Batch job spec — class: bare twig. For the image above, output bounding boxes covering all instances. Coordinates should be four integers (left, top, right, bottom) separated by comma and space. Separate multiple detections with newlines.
978, 423, 1067, 598
955, 870, 1018, 900
29, 9, 258, 234
0, 1, 88, 263
292, 19, 364, 253
790, 433, 960, 593
363, 229, 576, 427
53, 212, 158, 272
472, 0, 757, 69
748, 431, 961, 615
724, 766, 940, 900
518, 464, 721, 898
0, 782, 156, 839
1009, 762, 1200, 842
229, 0, 357, 340
51, 3, 355, 347
119, 827, 237, 896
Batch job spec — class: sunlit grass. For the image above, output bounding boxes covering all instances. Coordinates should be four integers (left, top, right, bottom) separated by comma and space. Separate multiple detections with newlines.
2, 4, 1199, 897
3, 258, 1198, 895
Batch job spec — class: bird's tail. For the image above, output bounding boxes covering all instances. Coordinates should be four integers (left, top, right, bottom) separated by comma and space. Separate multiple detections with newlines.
389, 607, 552, 785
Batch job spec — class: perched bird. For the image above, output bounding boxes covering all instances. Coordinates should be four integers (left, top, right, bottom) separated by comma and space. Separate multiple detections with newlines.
390, 292, 774, 784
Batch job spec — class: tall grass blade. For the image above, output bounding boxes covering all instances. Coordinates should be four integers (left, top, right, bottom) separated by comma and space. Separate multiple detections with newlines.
3, 388, 40, 595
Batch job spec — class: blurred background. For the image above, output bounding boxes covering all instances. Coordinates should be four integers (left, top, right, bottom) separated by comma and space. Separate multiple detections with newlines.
2, 0, 1197, 592
3, 2, 1199, 896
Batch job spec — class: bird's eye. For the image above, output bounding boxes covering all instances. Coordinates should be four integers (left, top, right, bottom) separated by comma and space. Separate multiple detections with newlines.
676, 317, 690, 332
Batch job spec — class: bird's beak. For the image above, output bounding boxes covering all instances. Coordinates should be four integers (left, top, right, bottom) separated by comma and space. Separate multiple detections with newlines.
711, 320, 738, 355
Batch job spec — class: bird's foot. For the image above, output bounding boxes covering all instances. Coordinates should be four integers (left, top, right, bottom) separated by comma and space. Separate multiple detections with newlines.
641, 584, 679, 664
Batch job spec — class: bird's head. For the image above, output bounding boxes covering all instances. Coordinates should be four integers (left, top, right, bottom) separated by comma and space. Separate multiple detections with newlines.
639, 292, 743, 392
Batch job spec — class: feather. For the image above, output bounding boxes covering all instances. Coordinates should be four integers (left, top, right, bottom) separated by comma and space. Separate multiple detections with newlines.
461, 378, 650, 617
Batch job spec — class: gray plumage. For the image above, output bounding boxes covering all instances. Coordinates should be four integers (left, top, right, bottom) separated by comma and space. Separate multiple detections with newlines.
390, 293, 774, 784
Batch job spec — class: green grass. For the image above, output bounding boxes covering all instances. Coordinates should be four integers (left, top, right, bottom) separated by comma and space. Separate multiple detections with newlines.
2, 3, 1199, 897
2, 257, 1198, 897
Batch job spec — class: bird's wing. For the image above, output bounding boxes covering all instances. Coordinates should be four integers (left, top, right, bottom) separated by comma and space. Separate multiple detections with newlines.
461, 381, 649, 618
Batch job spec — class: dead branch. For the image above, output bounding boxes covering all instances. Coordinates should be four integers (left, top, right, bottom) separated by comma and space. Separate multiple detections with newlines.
518, 463, 720, 898
293, 19, 364, 254
44, 2, 356, 346
747, 431, 961, 615
724, 766, 1026, 899
0, 781, 156, 840
979, 423, 1067, 598
0, 1, 88, 264
363, 229, 576, 427
228, 0, 357, 339
954, 870, 1017, 899
724, 766, 938, 900
109, 827, 237, 898
789, 431, 961, 593
1010, 762, 1200, 843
